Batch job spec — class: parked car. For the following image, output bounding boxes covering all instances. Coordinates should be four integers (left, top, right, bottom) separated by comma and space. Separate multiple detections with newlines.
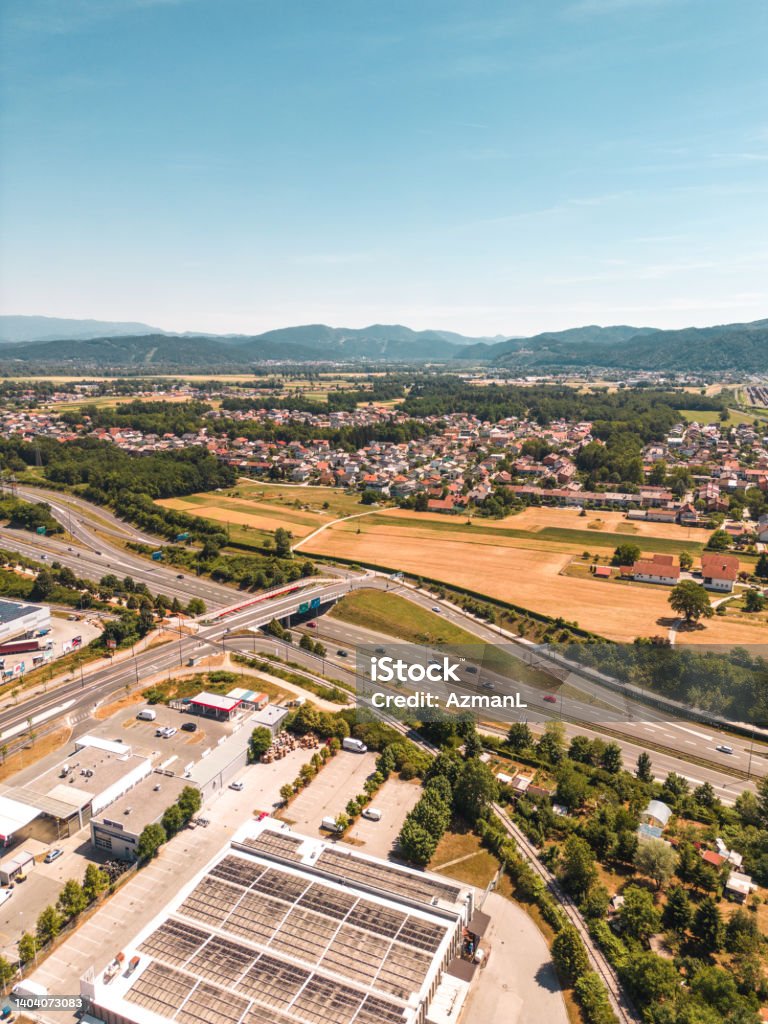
181, 722, 197, 732
229, 781, 244, 792
543, 694, 557, 704
163, 727, 177, 738
44, 849, 63, 864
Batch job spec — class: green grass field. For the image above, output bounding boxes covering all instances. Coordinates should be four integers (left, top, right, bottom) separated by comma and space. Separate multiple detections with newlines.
232, 481, 366, 518
676, 408, 758, 426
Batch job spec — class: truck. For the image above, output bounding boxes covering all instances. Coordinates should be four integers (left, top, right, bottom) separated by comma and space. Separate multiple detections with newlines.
11, 980, 48, 998
175, 532, 190, 542
151, 550, 164, 561
342, 737, 368, 754
0, 639, 40, 656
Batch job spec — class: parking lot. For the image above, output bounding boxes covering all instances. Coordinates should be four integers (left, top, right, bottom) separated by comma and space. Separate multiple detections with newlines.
344, 774, 422, 858
88, 700, 234, 769
284, 750, 378, 835
0, 611, 101, 681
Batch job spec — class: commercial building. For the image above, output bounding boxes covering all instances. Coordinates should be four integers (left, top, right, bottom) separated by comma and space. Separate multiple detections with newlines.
81, 819, 484, 1024
91, 773, 192, 860
0, 599, 50, 647
0, 737, 152, 846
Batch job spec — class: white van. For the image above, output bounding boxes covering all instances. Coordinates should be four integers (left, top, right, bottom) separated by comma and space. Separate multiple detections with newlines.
321, 816, 342, 833
137, 708, 157, 721
362, 808, 382, 822
12, 980, 49, 998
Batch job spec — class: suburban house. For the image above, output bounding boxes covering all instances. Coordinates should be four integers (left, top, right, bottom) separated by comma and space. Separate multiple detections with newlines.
623, 554, 680, 586
700, 552, 740, 592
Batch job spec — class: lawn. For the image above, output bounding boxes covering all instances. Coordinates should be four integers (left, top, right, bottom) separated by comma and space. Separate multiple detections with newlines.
676, 408, 758, 426
234, 481, 366, 518
430, 824, 503, 888
331, 589, 485, 646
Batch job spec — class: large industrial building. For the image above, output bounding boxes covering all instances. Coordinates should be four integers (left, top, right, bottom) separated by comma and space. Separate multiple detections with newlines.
0, 736, 152, 846
81, 819, 487, 1024
90, 773, 192, 860
0, 598, 49, 647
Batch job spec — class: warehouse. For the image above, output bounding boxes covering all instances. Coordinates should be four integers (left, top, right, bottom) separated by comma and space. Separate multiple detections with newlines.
0, 598, 50, 647
81, 819, 481, 1024
0, 737, 152, 845
90, 773, 192, 860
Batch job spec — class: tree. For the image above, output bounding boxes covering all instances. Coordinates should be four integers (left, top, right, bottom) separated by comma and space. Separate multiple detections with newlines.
161, 803, 184, 836
249, 726, 273, 762
17, 932, 38, 965
0, 954, 14, 988
57, 879, 88, 920
756, 553, 768, 580
537, 721, 566, 764
679, 550, 694, 572
398, 819, 437, 865
177, 786, 201, 821
82, 863, 109, 903
619, 885, 661, 941
453, 759, 498, 822
744, 589, 765, 613
581, 884, 610, 921
279, 783, 293, 804
555, 766, 589, 810
36, 904, 63, 944
663, 885, 691, 933
601, 742, 622, 774
707, 529, 731, 551
634, 839, 676, 890
669, 580, 713, 625
559, 836, 598, 899
612, 543, 641, 566
32, 568, 55, 600
552, 926, 589, 982
636, 751, 653, 783
693, 781, 717, 808
186, 597, 206, 615
623, 952, 679, 1003
137, 822, 166, 861
693, 896, 723, 953
724, 908, 760, 954
506, 722, 533, 752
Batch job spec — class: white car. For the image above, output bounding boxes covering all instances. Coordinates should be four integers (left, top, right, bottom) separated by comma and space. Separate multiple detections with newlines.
163, 727, 177, 738
229, 781, 244, 792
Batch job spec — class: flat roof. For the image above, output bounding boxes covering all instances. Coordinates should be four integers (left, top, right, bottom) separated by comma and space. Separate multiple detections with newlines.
32, 746, 147, 803
94, 773, 192, 835
0, 599, 44, 625
83, 821, 471, 1024
0, 795, 40, 840
191, 692, 242, 712
249, 705, 289, 727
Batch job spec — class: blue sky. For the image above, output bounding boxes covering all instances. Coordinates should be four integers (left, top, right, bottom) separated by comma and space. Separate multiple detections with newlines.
1, 0, 766, 337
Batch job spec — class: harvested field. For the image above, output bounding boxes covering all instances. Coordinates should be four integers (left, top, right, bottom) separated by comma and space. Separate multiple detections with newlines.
156, 498, 316, 537
305, 523, 672, 641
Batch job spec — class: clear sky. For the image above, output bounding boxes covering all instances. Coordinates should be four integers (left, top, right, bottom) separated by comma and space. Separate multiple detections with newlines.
1, 0, 766, 338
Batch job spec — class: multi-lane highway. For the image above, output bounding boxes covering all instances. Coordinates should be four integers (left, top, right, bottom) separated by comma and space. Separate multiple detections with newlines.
2, 484, 766, 796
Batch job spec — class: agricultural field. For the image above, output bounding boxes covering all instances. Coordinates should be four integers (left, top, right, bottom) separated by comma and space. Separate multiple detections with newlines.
675, 407, 758, 426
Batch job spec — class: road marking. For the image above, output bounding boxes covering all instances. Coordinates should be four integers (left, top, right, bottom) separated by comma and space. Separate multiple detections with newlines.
670, 724, 714, 742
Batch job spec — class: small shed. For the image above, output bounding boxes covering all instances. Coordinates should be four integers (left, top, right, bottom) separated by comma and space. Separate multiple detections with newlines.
641, 799, 672, 830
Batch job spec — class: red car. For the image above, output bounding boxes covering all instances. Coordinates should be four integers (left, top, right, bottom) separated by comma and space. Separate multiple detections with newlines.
257, 811, 269, 821
543, 694, 557, 703
307, 622, 317, 628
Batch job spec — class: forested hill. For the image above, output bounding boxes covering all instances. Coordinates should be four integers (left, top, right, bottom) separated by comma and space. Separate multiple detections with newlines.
493, 320, 768, 372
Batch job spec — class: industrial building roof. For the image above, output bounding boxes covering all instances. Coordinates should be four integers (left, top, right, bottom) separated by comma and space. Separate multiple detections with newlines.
0, 794, 40, 841
83, 820, 472, 1024
94, 773, 192, 836
0, 599, 44, 625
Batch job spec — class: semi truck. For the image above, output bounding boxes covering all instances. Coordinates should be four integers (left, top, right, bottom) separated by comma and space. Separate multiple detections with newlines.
342, 737, 368, 754
0, 639, 41, 656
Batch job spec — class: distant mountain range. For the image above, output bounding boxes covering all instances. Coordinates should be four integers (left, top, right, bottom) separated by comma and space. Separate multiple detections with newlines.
0, 315, 765, 372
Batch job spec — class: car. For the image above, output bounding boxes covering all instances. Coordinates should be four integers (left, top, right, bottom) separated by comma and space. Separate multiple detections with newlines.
181, 722, 197, 732
307, 622, 317, 628
716, 744, 734, 754
155, 727, 165, 736
176, 573, 184, 579
543, 695, 557, 704
44, 849, 63, 864
374, 647, 386, 654
337, 649, 348, 657
431, 606, 440, 613
465, 665, 478, 674
257, 811, 269, 821
229, 781, 244, 792
40, 554, 47, 560
163, 727, 177, 738
481, 681, 494, 690
14, 872, 27, 883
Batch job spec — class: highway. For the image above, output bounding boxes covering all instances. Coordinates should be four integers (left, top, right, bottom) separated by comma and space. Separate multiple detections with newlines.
1, 484, 765, 796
